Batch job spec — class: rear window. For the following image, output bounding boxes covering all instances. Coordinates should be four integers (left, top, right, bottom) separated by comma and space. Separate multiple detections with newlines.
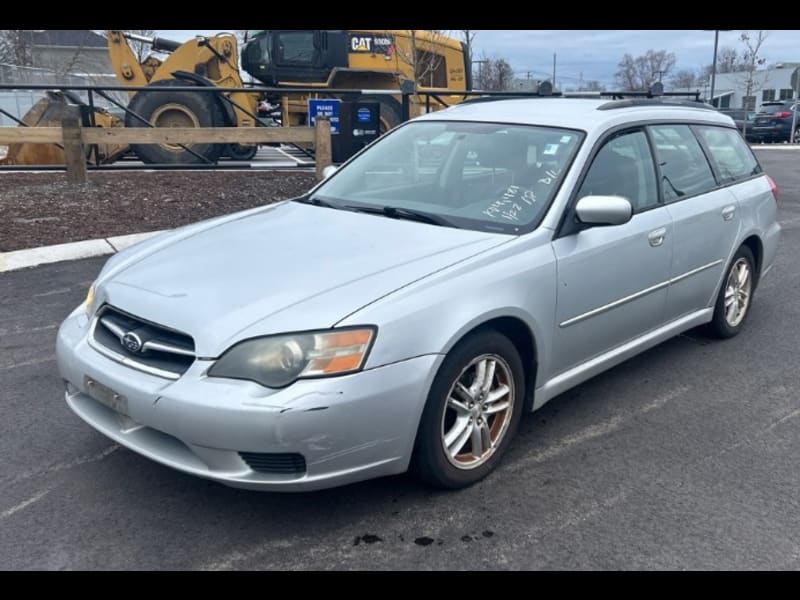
759, 103, 786, 113
695, 126, 760, 182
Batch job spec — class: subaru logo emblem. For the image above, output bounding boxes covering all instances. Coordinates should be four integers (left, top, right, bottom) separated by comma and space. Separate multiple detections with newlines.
122, 332, 143, 353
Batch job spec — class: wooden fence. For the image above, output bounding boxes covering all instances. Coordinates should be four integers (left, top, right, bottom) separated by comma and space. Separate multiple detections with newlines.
0, 107, 332, 183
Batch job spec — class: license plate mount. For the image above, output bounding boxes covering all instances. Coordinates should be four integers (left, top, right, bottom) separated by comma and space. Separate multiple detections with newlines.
84, 376, 129, 417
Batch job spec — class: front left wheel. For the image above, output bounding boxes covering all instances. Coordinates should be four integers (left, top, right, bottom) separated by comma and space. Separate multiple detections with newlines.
412, 330, 525, 489
126, 79, 225, 165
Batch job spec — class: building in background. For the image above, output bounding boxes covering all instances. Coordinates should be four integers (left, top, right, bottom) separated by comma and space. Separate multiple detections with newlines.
672, 63, 800, 112
23, 30, 113, 81
0, 31, 122, 126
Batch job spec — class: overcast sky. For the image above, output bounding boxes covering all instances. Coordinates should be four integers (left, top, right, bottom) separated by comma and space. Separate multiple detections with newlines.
158, 30, 799, 88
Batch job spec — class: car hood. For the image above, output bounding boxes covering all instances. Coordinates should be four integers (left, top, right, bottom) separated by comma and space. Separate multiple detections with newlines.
98, 201, 509, 356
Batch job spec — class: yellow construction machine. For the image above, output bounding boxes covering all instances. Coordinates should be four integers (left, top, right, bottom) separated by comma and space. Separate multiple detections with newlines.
4, 29, 472, 165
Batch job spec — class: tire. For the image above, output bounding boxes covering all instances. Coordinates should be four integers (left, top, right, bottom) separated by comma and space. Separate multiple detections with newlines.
359, 95, 402, 134
412, 329, 525, 489
224, 143, 259, 161
125, 79, 225, 165
707, 245, 756, 339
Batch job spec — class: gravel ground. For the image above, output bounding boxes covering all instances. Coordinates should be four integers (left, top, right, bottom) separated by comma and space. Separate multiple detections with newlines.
0, 171, 318, 252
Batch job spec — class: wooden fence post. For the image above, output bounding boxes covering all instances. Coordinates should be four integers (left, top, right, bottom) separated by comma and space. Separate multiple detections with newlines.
314, 117, 332, 181
61, 106, 87, 184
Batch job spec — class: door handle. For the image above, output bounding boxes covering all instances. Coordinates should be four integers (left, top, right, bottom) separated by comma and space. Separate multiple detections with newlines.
722, 205, 736, 221
648, 227, 667, 247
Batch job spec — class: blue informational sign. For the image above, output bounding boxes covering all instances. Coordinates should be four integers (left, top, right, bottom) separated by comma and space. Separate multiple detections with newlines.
308, 99, 340, 134
356, 107, 372, 123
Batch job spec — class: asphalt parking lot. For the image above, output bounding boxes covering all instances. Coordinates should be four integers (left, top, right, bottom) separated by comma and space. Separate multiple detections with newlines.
1, 149, 798, 570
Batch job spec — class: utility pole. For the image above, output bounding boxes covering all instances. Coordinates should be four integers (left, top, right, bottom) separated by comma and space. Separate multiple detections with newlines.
552, 53, 557, 89
710, 30, 720, 106
705, 30, 731, 106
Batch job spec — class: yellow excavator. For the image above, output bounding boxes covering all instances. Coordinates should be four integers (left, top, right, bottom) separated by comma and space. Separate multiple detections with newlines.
3, 29, 472, 166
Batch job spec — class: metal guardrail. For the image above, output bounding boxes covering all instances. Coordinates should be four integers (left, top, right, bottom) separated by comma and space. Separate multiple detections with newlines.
0, 81, 706, 178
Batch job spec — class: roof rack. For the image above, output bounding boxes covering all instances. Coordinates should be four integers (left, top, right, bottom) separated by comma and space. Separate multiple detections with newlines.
458, 80, 561, 105
454, 82, 710, 109
563, 83, 711, 110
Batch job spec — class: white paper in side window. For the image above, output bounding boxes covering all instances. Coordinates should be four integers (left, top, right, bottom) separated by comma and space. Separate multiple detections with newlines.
560, 135, 572, 143
543, 144, 559, 155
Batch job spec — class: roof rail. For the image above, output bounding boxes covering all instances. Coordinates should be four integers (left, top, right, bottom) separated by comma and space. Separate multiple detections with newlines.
597, 98, 716, 111
458, 92, 563, 106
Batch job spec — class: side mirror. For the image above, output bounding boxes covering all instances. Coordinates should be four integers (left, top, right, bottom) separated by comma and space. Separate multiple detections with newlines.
321, 165, 338, 180
575, 195, 633, 227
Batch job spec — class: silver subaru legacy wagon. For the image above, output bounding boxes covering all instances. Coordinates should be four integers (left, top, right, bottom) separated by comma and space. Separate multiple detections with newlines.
57, 98, 781, 491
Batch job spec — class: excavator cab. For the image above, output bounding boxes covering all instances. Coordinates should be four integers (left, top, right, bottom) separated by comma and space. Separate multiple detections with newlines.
242, 30, 348, 86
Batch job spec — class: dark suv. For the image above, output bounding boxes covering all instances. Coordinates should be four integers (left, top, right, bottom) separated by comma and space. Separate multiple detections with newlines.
719, 108, 755, 134
749, 100, 799, 143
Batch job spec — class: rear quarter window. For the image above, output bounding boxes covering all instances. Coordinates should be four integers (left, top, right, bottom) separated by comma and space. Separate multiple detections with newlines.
695, 126, 760, 183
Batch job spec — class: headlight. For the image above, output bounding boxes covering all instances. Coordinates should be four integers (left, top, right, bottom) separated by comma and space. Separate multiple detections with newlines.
84, 282, 96, 317
207, 327, 376, 388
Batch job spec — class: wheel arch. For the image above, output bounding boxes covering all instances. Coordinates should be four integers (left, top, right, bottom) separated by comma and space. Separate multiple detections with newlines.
741, 234, 763, 288
439, 312, 540, 413
171, 70, 237, 127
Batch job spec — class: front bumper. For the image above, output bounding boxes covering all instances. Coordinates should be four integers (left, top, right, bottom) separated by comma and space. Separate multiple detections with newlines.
56, 308, 441, 491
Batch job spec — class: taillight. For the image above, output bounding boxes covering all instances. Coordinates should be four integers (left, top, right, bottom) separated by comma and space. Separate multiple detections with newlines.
767, 175, 779, 203
773, 111, 791, 118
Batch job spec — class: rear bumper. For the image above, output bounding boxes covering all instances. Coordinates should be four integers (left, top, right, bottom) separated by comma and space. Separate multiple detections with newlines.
749, 125, 791, 141
57, 307, 441, 491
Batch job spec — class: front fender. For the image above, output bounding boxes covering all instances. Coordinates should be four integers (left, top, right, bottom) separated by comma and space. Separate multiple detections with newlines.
339, 231, 557, 388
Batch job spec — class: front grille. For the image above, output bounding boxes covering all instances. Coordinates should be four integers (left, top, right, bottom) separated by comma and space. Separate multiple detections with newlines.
91, 305, 196, 379
239, 452, 307, 475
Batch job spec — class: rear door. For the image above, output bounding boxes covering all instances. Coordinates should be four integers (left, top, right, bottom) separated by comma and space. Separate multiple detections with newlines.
649, 124, 741, 320
550, 128, 672, 375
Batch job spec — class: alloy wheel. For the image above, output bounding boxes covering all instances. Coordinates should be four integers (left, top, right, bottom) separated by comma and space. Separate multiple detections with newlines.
440, 354, 515, 470
724, 258, 752, 327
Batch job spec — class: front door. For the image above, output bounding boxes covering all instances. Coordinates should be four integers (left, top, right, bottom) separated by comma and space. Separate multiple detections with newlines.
550, 129, 673, 376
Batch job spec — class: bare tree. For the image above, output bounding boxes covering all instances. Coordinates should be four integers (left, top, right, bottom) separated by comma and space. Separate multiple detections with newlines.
0, 30, 34, 66
27, 31, 101, 76
670, 69, 699, 89
699, 45, 749, 86
717, 46, 745, 74
615, 49, 676, 91
475, 54, 514, 91
390, 30, 453, 89
737, 30, 769, 136
123, 29, 156, 63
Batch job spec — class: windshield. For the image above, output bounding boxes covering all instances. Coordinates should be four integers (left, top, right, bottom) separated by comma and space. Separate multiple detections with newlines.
310, 121, 584, 234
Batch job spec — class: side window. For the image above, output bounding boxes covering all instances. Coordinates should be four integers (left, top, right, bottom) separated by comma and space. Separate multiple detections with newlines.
577, 130, 659, 212
416, 52, 448, 88
276, 32, 314, 64
695, 126, 760, 182
649, 125, 717, 202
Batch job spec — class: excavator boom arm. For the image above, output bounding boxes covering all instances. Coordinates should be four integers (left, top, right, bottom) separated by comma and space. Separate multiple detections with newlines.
107, 30, 150, 91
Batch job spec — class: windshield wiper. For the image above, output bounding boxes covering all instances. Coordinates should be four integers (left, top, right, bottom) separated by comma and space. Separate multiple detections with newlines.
293, 195, 339, 208
342, 205, 452, 227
